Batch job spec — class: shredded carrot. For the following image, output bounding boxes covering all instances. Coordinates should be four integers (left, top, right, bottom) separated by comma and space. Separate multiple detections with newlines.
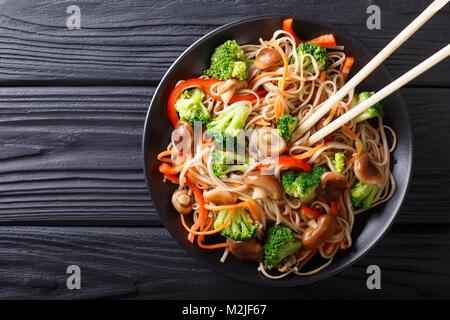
264, 41, 288, 91
197, 217, 230, 249
246, 200, 262, 222
180, 209, 235, 236
264, 40, 288, 120
339, 240, 346, 250
157, 150, 176, 164
255, 119, 271, 126
323, 102, 339, 127
247, 116, 271, 126
204, 201, 248, 211
249, 72, 300, 88
293, 144, 327, 160
274, 98, 283, 119
319, 71, 326, 82
185, 169, 210, 189
342, 125, 362, 163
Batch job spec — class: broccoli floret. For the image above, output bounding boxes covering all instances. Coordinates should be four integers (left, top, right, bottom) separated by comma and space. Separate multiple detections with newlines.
353, 91, 385, 123
332, 152, 345, 173
263, 224, 302, 270
204, 40, 250, 80
211, 149, 254, 178
292, 42, 330, 73
281, 166, 327, 204
350, 181, 379, 210
276, 114, 298, 142
206, 104, 251, 150
174, 88, 210, 126
214, 208, 258, 241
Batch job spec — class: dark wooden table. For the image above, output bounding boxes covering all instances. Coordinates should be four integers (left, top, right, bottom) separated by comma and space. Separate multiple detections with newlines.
0, 0, 449, 299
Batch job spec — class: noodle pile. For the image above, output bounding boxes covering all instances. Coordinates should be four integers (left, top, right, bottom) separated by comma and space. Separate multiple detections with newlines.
158, 28, 396, 279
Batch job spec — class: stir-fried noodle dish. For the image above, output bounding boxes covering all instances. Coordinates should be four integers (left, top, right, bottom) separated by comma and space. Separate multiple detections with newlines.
157, 19, 396, 279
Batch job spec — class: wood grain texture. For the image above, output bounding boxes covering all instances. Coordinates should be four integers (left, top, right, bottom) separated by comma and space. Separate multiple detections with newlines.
0, 86, 448, 225
0, 87, 158, 225
0, 225, 448, 299
0, 0, 448, 300
0, 0, 448, 86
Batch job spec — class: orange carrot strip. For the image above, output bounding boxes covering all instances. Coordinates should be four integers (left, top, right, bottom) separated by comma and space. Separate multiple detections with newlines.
264, 41, 288, 91
249, 72, 300, 88
319, 71, 326, 82
246, 200, 262, 222
157, 150, 176, 164
185, 169, 210, 189
293, 144, 327, 160
323, 102, 339, 127
343, 125, 362, 160
197, 217, 230, 249
180, 209, 235, 236
204, 202, 248, 211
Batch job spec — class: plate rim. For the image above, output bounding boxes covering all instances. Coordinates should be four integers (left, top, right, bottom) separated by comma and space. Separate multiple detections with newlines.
142, 15, 414, 287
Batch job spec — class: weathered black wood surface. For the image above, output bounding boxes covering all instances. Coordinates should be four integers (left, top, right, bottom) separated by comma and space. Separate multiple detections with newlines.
0, 0, 449, 299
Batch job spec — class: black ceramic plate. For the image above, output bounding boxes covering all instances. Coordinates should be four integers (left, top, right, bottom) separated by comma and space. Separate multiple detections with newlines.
142, 17, 413, 286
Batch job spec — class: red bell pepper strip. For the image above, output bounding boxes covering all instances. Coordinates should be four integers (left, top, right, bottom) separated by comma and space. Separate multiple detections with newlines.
167, 78, 220, 127
256, 156, 312, 172
341, 56, 355, 80
161, 172, 208, 243
167, 78, 267, 126
308, 34, 336, 47
282, 18, 302, 45
300, 205, 323, 219
158, 163, 183, 176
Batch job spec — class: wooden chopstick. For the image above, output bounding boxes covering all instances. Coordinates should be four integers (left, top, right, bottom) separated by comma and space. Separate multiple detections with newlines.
296, 0, 449, 137
309, 44, 450, 144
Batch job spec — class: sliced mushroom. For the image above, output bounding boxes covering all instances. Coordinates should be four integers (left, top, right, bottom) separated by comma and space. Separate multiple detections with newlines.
254, 48, 282, 70
256, 127, 287, 157
229, 239, 264, 262
171, 189, 194, 215
216, 79, 248, 105
302, 214, 338, 250
354, 152, 382, 185
203, 188, 237, 205
244, 172, 282, 200
172, 120, 194, 156
316, 172, 348, 202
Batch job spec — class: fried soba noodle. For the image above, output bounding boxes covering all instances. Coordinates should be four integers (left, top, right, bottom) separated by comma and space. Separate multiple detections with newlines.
157, 23, 396, 279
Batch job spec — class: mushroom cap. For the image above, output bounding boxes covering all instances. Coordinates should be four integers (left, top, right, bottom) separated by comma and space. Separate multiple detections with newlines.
171, 189, 194, 215
256, 127, 287, 157
203, 188, 237, 205
254, 47, 282, 70
301, 214, 338, 250
172, 120, 194, 155
229, 239, 264, 262
354, 152, 382, 185
244, 172, 282, 200
316, 172, 348, 202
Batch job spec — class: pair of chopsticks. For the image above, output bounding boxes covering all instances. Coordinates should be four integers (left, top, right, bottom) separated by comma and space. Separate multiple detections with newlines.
298, 0, 450, 144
